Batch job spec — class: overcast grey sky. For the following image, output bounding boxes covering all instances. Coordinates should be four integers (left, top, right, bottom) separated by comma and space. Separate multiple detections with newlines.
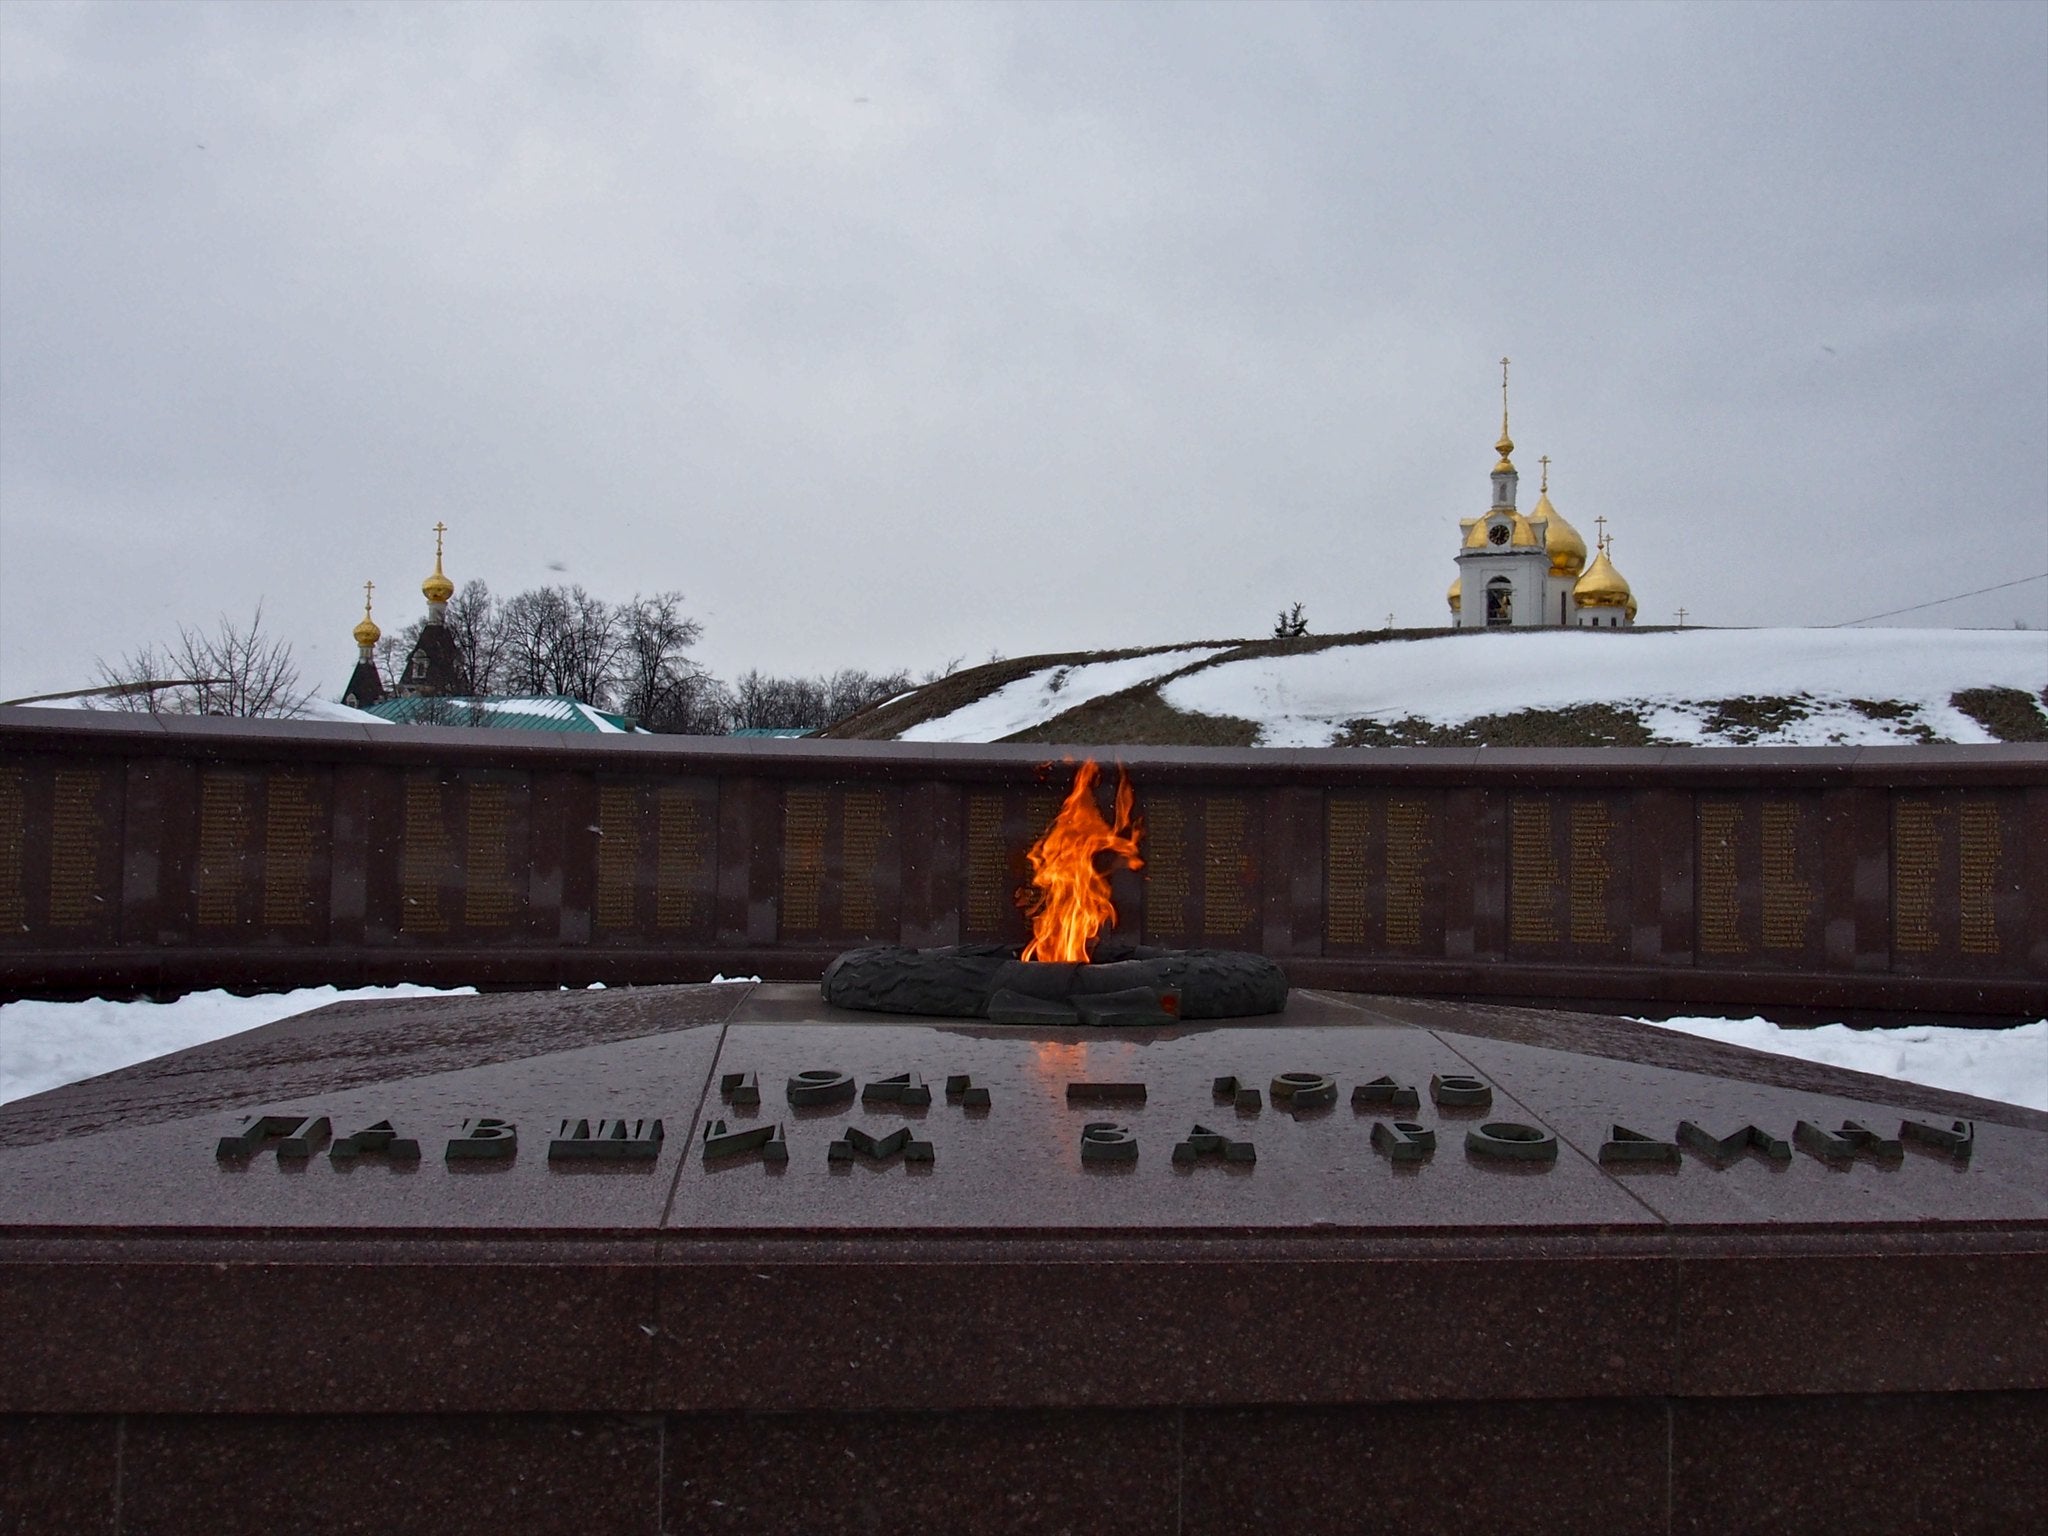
2, 0, 2044, 702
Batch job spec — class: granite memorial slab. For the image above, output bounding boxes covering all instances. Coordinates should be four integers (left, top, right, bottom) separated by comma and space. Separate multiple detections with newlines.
3, 981, 2044, 1531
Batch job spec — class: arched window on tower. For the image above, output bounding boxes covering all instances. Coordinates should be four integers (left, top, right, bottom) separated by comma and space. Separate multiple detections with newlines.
1486, 577, 1513, 627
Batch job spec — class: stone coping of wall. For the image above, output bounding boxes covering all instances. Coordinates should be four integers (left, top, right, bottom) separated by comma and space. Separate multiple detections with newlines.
5, 704, 2045, 786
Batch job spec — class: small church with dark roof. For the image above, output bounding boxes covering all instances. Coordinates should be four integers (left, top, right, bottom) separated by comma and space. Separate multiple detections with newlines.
337, 526, 634, 733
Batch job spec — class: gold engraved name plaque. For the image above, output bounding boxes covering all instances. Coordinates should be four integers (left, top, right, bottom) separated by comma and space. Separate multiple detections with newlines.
261, 774, 323, 929
196, 773, 254, 928
594, 785, 640, 931
399, 777, 451, 936
462, 783, 520, 928
0, 766, 24, 932
48, 770, 111, 930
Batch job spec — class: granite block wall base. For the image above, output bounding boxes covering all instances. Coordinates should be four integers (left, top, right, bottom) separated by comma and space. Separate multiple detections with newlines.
2, 982, 2043, 1531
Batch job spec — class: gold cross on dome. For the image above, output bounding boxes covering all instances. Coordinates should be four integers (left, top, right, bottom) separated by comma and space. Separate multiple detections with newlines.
433, 520, 448, 558
1594, 515, 1608, 551
362, 579, 374, 612
1538, 455, 1551, 492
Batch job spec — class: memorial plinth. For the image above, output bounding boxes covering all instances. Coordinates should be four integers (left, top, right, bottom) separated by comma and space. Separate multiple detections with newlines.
3, 982, 2045, 1531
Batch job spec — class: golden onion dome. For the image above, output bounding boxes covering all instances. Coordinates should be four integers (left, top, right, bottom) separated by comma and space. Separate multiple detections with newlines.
421, 521, 455, 604
1447, 574, 1462, 612
351, 582, 381, 648
1527, 491, 1587, 576
1574, 544, 1633, 608
1509, 512, 1539, 548
1462, 517, 1490, 549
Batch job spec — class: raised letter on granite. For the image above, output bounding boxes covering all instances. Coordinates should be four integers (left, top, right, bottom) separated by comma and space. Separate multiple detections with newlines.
1465, 1122, 1558, 1163
1678, 1121, 1791, 1166
701, 1119, 789, 1165
330, 1120, 422, 1163
787, 1069, 857, 1107
1080, 1122, 1138, 1163
1212, 1075, 1263, 1111
862, 1071, 933, 1107
446, 1117, 518, 1161
216, 1114, 331, 1162
720, 1071, 761, 1107
1430, 1073, 1493, 1110
1901, 1118, 1974, 1161
1067, 1082, 1148, 1105
1352, 1076, 1421, 1110
1269, 1072, 1337, 1110
1172, 1124, 1255, 1164
550, 1117, 665, 1162
944, 1074, 992, 1109
828, 1125, 933, 1165
1370, 1121, 1436, 1162
1794, 1119, 1903, 1165
1598, 1125, 1680, 1166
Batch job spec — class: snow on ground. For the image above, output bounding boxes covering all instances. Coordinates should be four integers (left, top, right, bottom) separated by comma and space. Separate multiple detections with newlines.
1, 984, 2040, 1114
901, 647, 1232, 742
1641, 1016, 2048, 1112
0, 985, 477, 1106
1157, 628, 2047, 747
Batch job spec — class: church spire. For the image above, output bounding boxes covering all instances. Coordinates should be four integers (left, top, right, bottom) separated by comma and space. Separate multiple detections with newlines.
1494, 356, 1514, 469
1488, 357, 1519, 510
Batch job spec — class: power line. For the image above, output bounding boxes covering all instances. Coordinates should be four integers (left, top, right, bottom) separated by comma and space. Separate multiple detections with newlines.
1828, 573, 2048, 628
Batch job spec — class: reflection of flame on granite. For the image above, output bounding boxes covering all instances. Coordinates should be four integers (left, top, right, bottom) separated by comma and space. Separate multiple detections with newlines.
1020, 759, 1142, 964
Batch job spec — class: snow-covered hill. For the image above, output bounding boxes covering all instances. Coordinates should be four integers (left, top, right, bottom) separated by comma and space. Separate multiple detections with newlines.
836, 628, 2047, 748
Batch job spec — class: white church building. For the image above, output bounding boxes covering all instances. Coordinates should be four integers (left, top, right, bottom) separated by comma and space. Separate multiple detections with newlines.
1447, 363, 1636, 628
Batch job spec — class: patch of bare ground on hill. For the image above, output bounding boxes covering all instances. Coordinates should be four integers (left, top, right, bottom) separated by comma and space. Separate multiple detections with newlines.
821, 629, 1431, 742
1335, 702, 1666, 748
817, 644, 1183, 740
1005, 685, 1261, 747
1951, 685, 2048, 742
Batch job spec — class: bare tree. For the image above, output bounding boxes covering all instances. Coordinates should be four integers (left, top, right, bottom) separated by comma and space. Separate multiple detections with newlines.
94, 606, 309, 718
723, 667, 914, 732
617, 592, 725, 732
445, 579, 506, 695
499, 584, 623, 705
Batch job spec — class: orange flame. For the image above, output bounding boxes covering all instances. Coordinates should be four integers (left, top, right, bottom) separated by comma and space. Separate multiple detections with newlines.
1019, 759, 1143, 964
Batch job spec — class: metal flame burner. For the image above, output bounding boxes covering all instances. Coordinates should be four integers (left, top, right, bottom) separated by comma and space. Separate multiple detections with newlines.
822, 941, 1288, 1025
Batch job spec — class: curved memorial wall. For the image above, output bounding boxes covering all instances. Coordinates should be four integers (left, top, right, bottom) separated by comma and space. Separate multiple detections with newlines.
0, 706, 2041, 1014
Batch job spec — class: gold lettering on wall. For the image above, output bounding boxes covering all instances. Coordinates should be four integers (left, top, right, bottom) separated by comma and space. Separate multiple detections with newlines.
0, 766, 23, 931
1891, 799, 1940, 955
1568, 802, 1616, 946
595, 785, 640, 930
49, 770, 107, 928
1509, 799, 1559, 945
1202, 797, 1253, 939
965, 793, 1007, 935
463, 784, 518, 927
1385, 798, 1431, 946
1697, 801, 1743, 955
1146, 799, 1189, 942
196, 774, 253, 927
1760, 800, 1815, 952
262, 775, 320, 928
1959, 801, 2001, 955
400, 778, 450, 935
1325, 799, 1369, 946
656, 788, 709, 931
840, 788, 886, 933
782, 786, 827, 933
